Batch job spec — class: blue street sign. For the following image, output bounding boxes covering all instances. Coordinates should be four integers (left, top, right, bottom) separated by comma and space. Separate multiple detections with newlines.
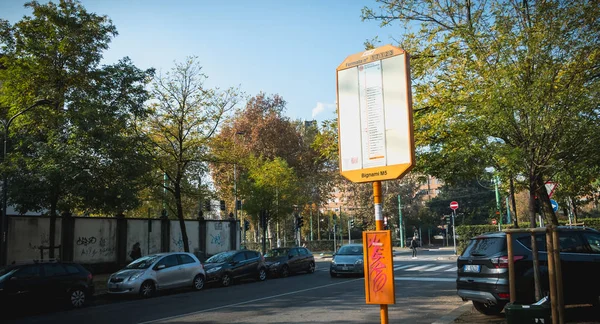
550, 199, 559, 212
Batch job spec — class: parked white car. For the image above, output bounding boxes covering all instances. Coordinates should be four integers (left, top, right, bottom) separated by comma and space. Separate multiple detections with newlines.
107, 252, 205, 297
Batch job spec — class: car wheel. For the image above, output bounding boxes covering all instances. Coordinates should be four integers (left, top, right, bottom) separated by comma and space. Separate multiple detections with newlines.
307, 262, 315, 274
193, 274, 205, 291
280, 265, 290, 278
69, 288, 86, 308
472, 301, 506, 315
258, 268, 267, 281
140, 280, 156, 298
221, 273, 232, 287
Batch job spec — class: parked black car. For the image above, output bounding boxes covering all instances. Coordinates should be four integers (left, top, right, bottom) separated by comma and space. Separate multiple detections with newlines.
264, 247, 316, 277
0, 260, 95, 309
203, 250, 267, 287
457, 226, 600, 315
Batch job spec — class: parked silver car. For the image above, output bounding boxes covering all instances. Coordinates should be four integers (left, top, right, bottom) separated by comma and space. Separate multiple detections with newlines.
107, 252, 205, 297
330, 244, 364, 277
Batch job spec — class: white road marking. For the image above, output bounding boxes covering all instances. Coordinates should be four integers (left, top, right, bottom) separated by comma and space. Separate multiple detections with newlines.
445, 267, 457, 271
394, 277, 455, 282
393, 264, 415, 270
404, 265, 431, 271
138, 278, 363, 324
425, 265, 453, 272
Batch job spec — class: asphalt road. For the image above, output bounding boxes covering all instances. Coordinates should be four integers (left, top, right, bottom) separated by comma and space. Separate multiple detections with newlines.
5, 249, 464, 324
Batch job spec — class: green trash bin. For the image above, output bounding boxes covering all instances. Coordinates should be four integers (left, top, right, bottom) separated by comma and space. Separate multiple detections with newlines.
505, 301, 551, 324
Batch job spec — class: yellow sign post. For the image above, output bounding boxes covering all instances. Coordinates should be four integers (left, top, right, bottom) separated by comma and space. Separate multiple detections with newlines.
336, 45, 414, 324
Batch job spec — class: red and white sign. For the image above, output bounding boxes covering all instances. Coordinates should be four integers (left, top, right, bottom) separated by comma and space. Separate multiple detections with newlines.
545, 181, 558, 198
492, 219, 497, 225
450, 201, 459, 210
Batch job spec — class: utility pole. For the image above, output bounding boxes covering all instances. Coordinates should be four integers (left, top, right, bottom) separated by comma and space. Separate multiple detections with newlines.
494, 175, 502, 229
310, 208, 313, 241
452, 210, 457, 255
398, 195, 404, 248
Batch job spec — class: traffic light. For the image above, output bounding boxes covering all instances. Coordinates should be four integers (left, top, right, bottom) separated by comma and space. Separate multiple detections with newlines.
204, 200, 211, 211
297, 216, 304, 229
350, 218, 355, 228
244, 219, 250, 231
220, 200, 226, 211
236, 200, 242, 210
444, 216, 451, 225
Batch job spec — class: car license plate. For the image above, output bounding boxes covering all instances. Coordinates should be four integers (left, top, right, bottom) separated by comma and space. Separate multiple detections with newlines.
342, 266, 349, 271
463, 265, 481, 273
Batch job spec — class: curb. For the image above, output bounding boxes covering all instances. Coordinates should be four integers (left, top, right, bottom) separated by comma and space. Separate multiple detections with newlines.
431, 301, 471, 324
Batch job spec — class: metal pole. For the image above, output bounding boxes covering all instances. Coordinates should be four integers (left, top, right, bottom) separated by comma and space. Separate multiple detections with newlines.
310, 208, 313, 241
452, 210, 457, 255
531, 232, 542, 301
348, 217, 351, 244
506, 197, 511, 224
398, 195, 404, 248
234, 163, 237, 220
494, 175, 502, 227
373, 181, 389, 324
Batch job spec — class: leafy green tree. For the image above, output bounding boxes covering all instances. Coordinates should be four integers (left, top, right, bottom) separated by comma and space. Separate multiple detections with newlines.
363, 0, 600, 226
136, 57, 241, 252
0, 0, 151, 256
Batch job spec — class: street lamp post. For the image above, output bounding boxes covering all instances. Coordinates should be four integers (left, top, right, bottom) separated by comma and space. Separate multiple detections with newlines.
233, 131, 245, 221
0, 99, 51, 266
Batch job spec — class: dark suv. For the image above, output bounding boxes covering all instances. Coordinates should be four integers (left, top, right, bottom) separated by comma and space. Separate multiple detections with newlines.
0, 260, 95, 309
203, 249, 267, 287
457, 226, 600, 315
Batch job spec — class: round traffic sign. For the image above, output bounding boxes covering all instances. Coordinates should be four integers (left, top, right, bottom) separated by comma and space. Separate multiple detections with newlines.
450, 201, 459, 210
492, 219, 497, 225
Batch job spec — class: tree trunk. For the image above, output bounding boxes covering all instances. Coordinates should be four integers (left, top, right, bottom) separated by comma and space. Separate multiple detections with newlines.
536, 177, 558, 225
48, 191, 59, 259
174, 182, 189, 252
571, 197, 579, 224
529, 177, 537, 227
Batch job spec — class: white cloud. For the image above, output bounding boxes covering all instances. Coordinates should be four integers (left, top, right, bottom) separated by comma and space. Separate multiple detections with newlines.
312, 102, 335, 119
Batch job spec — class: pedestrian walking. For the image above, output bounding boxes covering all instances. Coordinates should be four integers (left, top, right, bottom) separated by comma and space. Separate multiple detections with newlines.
410, 236, 418, 259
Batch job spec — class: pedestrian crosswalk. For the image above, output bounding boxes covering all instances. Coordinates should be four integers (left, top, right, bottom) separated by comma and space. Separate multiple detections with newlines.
393, 263, 456, 272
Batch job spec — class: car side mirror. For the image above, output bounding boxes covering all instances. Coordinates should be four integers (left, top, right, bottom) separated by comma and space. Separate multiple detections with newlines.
156, 264, 166, 270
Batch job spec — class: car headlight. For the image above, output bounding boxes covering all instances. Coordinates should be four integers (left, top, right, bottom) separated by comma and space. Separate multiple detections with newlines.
206, 266, 222, 273
355, 259, 363, 265
128, 272, 144, 282
330, 259, 336, 265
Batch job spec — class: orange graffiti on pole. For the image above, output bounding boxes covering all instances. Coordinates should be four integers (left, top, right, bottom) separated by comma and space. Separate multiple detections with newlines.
363, 230, 396, 304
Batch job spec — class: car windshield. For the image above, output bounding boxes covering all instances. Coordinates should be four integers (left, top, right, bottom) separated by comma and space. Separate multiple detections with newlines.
0, 267, 17, 282
125, 255, 160, 269
265, 248, 289, 257
206, 251, 235, 263
463, 237, 506, 257
337, 245, 362, 255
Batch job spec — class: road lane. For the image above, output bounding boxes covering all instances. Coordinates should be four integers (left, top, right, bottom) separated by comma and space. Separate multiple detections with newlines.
6, 251, 463, 324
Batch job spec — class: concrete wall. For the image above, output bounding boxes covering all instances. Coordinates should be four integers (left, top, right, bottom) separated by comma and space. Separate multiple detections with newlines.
170, 221, 199, 253
206, 220, 231, 255
6, 216, 239, 266
73, 218, 117, 263
6, 217, 61, 263
126, 219, 161, 262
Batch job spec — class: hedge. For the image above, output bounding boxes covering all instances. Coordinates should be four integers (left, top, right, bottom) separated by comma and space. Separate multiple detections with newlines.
455, 218, 600, 255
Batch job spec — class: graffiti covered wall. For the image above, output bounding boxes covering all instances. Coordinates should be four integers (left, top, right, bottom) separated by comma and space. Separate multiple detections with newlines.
206, 220, 231, 255
170, 221, 199, 253
126, 219, 161, 261
73, 218, 117, 263
6, 217, 62, 262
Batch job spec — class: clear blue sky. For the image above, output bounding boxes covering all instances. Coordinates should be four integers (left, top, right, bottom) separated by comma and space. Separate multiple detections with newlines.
1, 0, 400, 124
